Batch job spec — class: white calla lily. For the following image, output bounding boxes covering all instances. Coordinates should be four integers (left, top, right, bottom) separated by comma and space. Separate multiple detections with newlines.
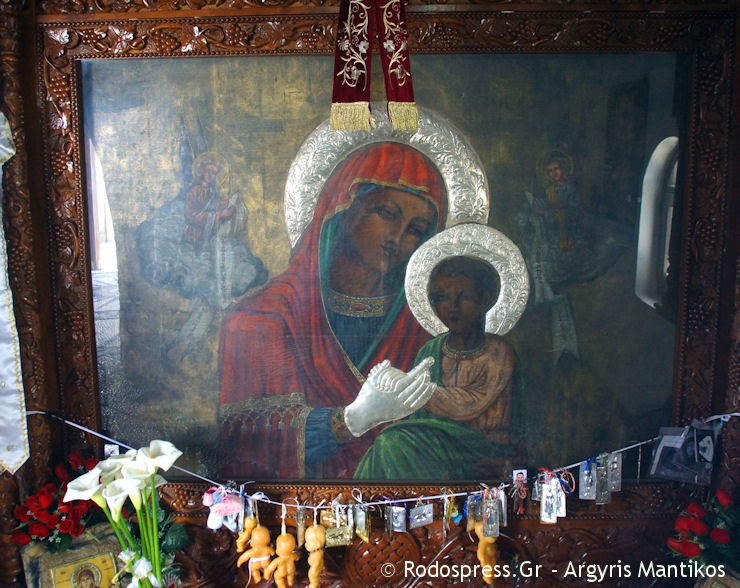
137, 440, 182, 472
63, 468, 104, 508
103, 479, 141, 521
95, 458, 124, 486
118, 477, 146, 510
106, 448, 137, 465
67, 440, 177, 587
121, 459, 155, 481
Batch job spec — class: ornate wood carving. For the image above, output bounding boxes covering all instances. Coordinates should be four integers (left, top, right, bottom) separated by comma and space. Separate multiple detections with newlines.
718, 257, 740, 496
1, 2, 737, 586
160, 482, 694, 587
0, 0, 58, 582
36, 0, 736, 16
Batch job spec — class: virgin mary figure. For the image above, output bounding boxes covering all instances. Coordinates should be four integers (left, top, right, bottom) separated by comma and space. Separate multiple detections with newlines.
218, 142, 446, 478
218, 108, 489, 479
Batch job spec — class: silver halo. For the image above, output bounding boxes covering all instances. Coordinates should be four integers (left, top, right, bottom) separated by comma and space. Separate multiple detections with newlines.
284, 104, 489, 247
405, 223, 530, 336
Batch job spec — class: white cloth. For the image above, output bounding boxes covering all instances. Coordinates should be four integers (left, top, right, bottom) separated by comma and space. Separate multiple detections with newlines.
0, 112, 28, 473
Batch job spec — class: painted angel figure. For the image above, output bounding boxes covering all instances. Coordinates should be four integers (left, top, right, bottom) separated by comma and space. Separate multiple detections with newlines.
137, 151, 267, 362
516, 149, 627, 364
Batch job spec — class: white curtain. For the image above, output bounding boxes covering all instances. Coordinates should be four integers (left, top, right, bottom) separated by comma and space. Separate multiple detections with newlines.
0, 111, 28, 473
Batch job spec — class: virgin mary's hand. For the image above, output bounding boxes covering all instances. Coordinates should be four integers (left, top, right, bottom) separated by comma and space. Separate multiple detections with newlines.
344, 358, 435, 437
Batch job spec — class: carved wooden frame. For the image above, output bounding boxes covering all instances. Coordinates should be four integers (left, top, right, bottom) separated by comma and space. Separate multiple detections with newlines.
1, 0, 738, 585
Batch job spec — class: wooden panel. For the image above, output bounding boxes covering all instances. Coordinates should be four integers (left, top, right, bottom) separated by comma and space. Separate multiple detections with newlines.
0, 1, 737, 585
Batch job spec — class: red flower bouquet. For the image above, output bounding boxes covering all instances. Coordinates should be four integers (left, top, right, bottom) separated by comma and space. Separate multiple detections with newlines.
668, 489, 739, 569
12, 452, 105, 553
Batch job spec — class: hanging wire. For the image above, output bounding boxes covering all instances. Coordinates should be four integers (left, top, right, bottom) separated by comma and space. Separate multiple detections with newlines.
25, 409, 739, 513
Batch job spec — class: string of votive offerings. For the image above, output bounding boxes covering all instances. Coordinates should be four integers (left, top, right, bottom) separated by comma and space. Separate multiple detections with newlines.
30, 410, 738, 585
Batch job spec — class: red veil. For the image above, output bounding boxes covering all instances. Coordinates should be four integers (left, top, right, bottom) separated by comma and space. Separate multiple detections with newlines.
218, 142, 447, 479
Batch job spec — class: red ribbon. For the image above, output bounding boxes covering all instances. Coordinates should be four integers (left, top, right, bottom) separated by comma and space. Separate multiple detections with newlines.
331, 0, 417, 130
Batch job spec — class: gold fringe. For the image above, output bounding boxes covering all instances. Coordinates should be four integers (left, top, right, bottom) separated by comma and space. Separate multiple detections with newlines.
330, 102, 373, 131
388, 101, 418, 131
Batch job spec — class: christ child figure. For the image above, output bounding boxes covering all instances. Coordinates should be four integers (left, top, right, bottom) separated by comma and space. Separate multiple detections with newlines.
421, 256, 515, 439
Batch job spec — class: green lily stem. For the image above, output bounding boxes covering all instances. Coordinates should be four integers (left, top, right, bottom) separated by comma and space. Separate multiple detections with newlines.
134, 501, 153, 565
140, 488, 153, 556
100, 503, 129, 552
150, 475, 161, 582
117, 513, 138, 554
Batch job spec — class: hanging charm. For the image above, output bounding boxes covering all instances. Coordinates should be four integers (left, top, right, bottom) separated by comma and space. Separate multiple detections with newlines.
323, 499, 353, 547
295, 506, 307, 548
354, 503, 371, 542
442, 492, 452, 540
351, 489, 371, 542
388, 504, 407, 533
202, 487, 243, 532
555, 478, 567, 518
498, 485, 508, 527
237, 484, 246, 532
556, 470, 575, 519
324, 523, 345, 547
384, 504, 394, 536
531, 472, 542, 501
449, 498, 462, 525
465, 494, 477, 532
595, 464, 612, 505
539, 477, 559, 524
409, 500, 434, 529
579, 460, 597, 500
608, 452, 623, 492
482, 490, 500, 538
510, 473, 528, 516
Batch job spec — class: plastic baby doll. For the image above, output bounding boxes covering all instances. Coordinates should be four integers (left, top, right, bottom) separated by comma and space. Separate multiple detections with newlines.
304, 524, 325, 588
474, 520, 498, 585
236, 516, 258, 552
236, 524, 275, 583
265, 532, 299, 588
